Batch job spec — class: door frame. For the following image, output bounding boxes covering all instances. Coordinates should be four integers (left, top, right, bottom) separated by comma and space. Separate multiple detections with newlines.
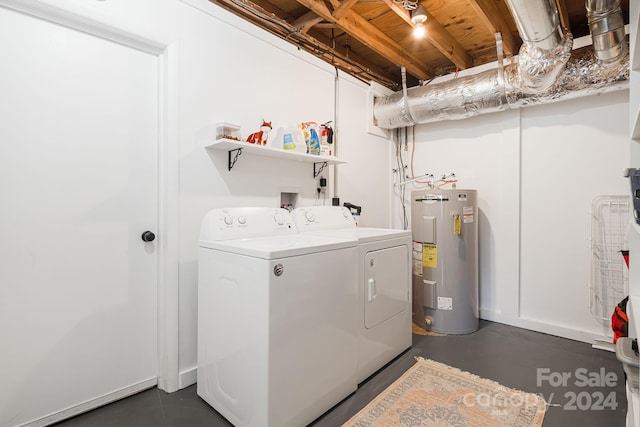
0, 0, 181, 395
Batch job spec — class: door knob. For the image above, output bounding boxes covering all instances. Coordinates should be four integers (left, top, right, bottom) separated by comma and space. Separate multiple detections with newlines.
141, 231, 156, 242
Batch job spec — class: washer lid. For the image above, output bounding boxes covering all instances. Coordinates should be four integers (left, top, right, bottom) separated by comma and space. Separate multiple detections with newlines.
300, 227, 411, 244
200, 234, 357, 259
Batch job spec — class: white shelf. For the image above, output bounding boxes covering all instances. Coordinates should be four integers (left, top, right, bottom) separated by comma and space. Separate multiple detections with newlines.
205, 138, 346, 172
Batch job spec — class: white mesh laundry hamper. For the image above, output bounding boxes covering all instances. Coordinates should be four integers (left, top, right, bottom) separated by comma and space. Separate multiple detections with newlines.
589, 195, 630, 328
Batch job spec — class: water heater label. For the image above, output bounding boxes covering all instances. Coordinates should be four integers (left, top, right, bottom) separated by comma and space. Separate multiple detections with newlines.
463, 206, 474, 223
422, 243, 437, 268
413, 260, 422, 276
438, 296, 453, 310
412, 241, 422, 260
413, 242, 424, 274
453, 213, 461, 235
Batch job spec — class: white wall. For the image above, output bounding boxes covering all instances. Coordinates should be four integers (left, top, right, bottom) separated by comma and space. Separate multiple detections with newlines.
400, 90, 629, 343
7, 0, 393, 391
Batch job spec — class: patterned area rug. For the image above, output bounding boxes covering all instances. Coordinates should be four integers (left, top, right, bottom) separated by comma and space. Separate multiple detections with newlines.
343, 357, 546, 427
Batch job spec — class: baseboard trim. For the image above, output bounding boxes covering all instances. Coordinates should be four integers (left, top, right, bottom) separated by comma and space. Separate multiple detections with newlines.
22, 378, 157, 427
179, 367, 197, 389
480, 309, 609, 344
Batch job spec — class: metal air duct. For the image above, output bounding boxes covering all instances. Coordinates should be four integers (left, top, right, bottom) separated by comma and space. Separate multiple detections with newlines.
586, 0, 627, 65
372, 0, 629, 129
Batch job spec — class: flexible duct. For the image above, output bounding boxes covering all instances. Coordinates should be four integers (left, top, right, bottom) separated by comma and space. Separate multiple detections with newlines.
504, 0, 572, 93
373, 0, 628, 129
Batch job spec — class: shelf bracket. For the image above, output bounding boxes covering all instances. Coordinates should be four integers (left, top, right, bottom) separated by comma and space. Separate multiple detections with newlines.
314, 161, 328, 178
228, 148, 242, 171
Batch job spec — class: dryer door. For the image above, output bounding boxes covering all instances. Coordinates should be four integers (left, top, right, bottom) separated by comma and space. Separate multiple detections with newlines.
364, 245, 409, 329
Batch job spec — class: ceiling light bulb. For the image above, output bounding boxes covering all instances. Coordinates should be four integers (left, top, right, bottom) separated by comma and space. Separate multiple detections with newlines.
411, 5, 427, 25
413, 22, 426, 38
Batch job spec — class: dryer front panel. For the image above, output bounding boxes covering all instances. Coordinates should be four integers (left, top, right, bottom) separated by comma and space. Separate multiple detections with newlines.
364, 245, 409, 329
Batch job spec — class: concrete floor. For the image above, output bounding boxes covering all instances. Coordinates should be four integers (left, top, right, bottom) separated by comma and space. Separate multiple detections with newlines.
54, 320, 627, 427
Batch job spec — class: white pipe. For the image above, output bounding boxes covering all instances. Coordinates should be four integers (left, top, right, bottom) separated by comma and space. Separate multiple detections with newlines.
395, 173, 433, 187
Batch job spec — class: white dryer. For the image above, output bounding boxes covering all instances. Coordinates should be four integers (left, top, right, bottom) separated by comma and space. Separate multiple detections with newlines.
291, 206, 412, 383
197, 207, 358, 427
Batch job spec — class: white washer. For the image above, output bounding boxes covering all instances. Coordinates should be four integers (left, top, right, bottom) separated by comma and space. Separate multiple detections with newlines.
197, 207, 358, 427
291, 206, 412, 383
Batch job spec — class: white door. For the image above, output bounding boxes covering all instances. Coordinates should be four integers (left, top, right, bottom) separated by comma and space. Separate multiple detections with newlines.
0, 7, 159, 426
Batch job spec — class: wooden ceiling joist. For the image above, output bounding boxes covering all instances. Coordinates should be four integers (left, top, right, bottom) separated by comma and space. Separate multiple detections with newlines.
555, 0, 571, 32
210, 0, 398, 87
291, 11, 323, 32
294, 0, 434, 80
206, 0, 629, 90
381, 0, 473, 70
332, 0, 360, 20
467, 0, 519, 56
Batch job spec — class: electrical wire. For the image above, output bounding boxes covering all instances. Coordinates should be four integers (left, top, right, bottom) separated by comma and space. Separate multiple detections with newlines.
393, 0, 418, 11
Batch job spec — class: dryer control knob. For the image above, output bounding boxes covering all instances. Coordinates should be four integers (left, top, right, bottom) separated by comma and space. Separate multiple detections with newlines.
224, 216, 234, 226
238, 216, 246, 225
274, 213, 285, 225
305, 211, 315, 222
342, 210, 350, 218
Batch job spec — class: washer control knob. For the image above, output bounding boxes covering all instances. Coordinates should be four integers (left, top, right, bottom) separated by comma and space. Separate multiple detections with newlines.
274, 213, 285, 225
342, 210, 350, 218
238, 216, 247, 225
223, 216, 234, 226
305, 211, 315, 222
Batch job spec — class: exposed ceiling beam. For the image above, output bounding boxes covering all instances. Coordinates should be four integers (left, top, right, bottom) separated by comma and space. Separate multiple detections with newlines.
295, 0, 434, 80
381, 0, 473, 70
314, 22, 339, 29
306, 27, 400, 84
332, 0, 360, 20
291, 11, 323, 33
209, 0, 398, 88
555, 0, 571, 32
467, 0, 519, 56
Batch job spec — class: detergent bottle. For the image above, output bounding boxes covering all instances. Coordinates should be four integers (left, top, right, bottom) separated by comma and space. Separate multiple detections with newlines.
268, 127, 284, 148
282, 128, 295, 150
283, 124, 306, 152
294, 125, 306, 153
308, 127, 321, 155
303, 122, 321, 155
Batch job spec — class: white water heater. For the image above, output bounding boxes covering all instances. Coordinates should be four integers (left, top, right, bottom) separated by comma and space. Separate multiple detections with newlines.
411, 189, 479, 334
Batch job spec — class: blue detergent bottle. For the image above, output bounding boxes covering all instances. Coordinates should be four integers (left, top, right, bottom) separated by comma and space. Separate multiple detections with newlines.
308, 127, 321, 155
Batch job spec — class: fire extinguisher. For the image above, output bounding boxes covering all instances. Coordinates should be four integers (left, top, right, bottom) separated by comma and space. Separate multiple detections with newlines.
321, 121, 333, 155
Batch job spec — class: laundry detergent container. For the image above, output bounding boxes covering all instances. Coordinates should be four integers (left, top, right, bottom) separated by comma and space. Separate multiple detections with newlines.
411, 189, 479, 334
